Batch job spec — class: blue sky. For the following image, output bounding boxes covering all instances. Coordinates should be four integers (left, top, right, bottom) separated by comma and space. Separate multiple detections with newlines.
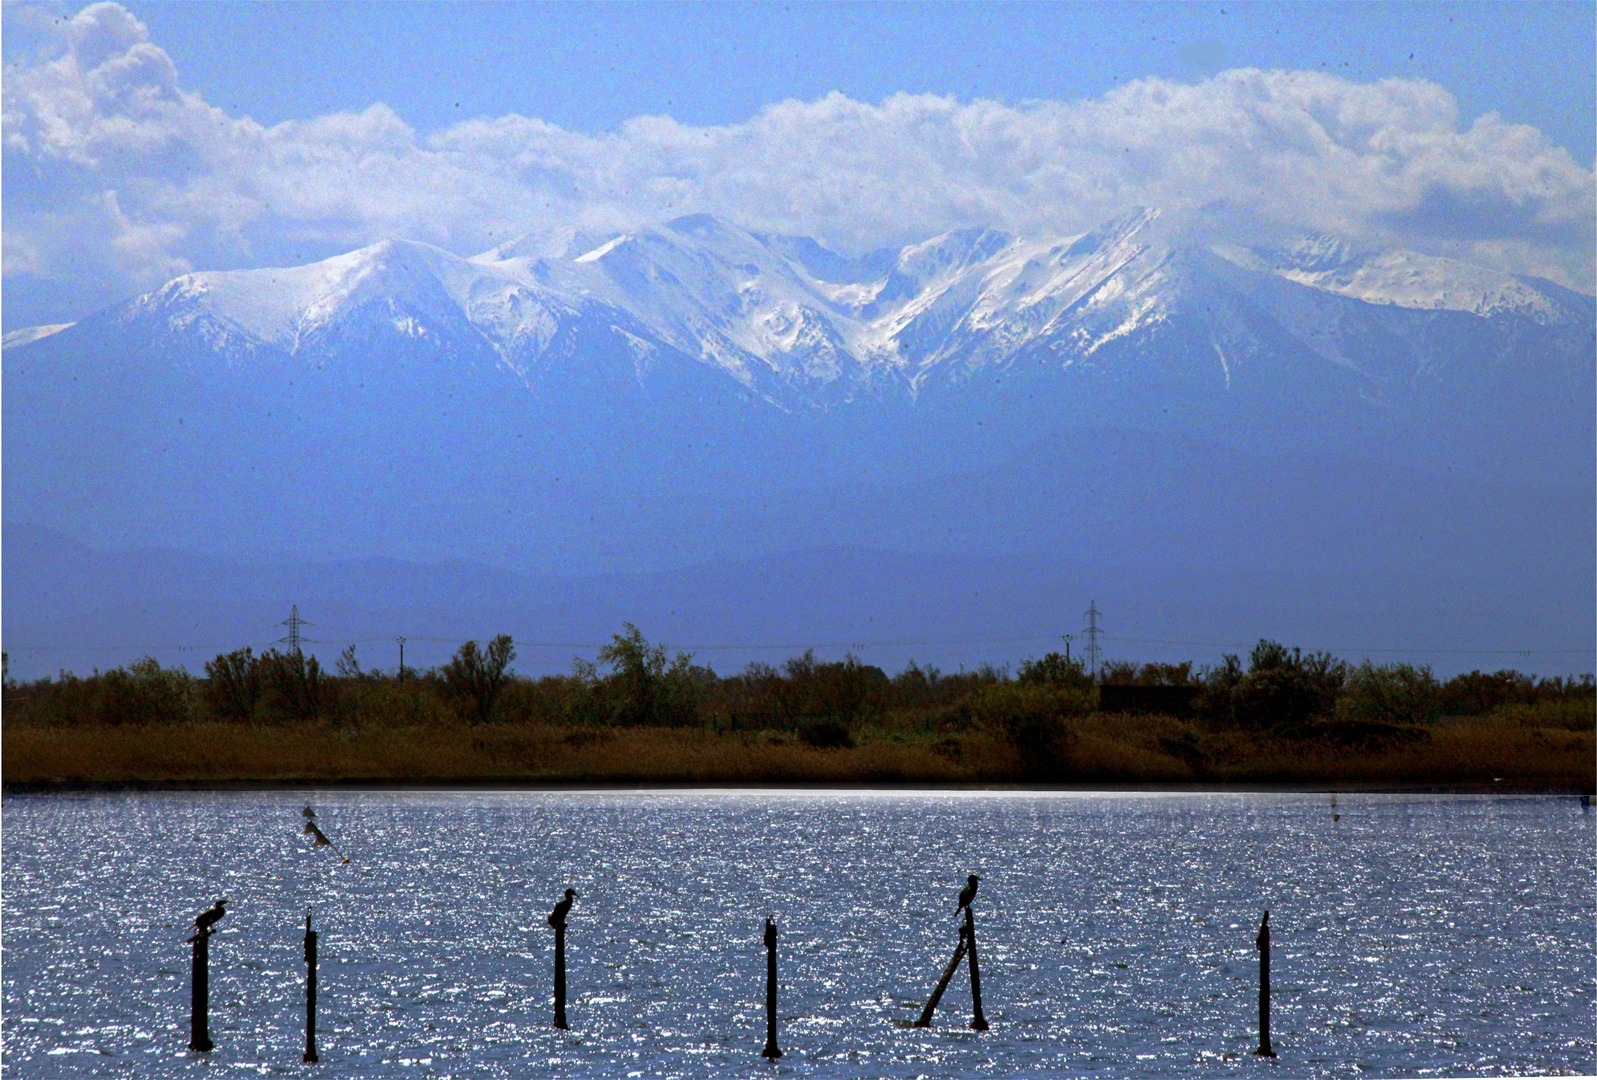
3, 1, 1593, 327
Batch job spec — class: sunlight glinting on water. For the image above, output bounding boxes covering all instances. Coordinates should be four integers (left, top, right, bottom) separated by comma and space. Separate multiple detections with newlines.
3, 791, 1593, 1078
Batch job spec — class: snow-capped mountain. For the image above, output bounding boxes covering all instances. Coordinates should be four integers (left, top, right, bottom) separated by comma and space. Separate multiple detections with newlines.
32, 208, 1588, 414
3, 207, 1592, 574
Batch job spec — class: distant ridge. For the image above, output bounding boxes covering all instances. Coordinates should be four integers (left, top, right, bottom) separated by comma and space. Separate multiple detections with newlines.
8, 209, 1589, 413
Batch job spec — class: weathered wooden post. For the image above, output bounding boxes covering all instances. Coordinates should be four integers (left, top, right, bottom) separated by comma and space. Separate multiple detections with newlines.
188, 929, 214, 1052
914, 924, 969, 1028
1254, 910, 1276, 1057
963, 906, 989, 1030
761, 917, 782, 1059
303, 910, 319, 1063
548, 888, 576, 1030
553, 923, 568, 1029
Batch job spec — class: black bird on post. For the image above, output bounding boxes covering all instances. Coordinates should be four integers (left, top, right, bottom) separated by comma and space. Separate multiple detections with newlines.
1254, 910, 1276, 1057
548, 888, 577, 929
548, 888, 577, 1029
191, 899, 228, 939
956, 875, 979, 915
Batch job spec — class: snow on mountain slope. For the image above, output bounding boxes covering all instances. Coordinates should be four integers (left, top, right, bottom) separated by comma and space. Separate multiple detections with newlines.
0, 323, 73, 349
114, 239, 576, 371
526, 214, 868, 388
1216, 237, 1564, 322
8, 210, 1590, 411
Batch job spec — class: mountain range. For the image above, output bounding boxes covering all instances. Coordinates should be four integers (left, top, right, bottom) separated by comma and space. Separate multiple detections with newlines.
4, 210, 1592, 678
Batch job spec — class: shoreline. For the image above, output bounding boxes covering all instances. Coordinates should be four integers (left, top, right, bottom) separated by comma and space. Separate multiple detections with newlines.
5, 779, 1587, 796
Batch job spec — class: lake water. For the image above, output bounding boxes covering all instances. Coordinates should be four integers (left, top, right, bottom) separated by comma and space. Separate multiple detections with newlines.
3, 791, 1593, 1079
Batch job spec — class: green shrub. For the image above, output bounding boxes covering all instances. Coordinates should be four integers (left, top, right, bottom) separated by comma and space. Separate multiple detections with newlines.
971, 682, 1094, 780
204, 648, 262, 722
443, 635, 517, 723
258, 650, 326, 722
594, 624, 704, 726
1201, 641, 1345, 731
1336, 661, 1440, 726
1017, 651, 1093, 688
97, 657, 197, 726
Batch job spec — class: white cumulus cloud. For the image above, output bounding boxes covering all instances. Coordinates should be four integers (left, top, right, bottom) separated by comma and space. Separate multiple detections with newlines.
4, 1, 1593, 321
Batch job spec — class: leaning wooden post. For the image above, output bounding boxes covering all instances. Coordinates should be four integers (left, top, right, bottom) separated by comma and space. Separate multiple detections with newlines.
964, 906, 989, 1030
303, 911, 319, 1063
553, 922, 569, 1029
188, 929, 214, 1052
761, 918, 782, 1059
914, 924, 969, 1027
1254, 910, 1276, 1057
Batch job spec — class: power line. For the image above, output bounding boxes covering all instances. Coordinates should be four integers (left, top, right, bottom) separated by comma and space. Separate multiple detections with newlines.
3, 634, 1592, 657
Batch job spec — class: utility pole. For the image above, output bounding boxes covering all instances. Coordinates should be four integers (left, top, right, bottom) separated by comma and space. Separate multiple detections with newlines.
1083, 602, 1103, 681
279, 605, 313, 655
396, 637, 406, 680
1062, 634, 1073, 663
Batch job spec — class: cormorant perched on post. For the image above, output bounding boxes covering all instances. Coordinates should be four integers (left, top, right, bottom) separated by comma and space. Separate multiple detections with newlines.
548, 888, 578, 928
192, 899, 228, 937
956, 874, 980, 914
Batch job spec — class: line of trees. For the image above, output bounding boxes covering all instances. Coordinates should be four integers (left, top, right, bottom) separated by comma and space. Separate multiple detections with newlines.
3, 632, 1592, 744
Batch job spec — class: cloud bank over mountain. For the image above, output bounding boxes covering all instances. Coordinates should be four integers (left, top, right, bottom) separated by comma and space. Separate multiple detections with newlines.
4, 1, 1593, 328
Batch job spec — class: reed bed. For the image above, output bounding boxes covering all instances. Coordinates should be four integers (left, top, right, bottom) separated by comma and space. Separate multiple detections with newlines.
4, 711, 1588, 789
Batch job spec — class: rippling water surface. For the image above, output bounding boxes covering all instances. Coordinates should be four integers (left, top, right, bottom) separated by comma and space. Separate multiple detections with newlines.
3, 791, 1592, 1078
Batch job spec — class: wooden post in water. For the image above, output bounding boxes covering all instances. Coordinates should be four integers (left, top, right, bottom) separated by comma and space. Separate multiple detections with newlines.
303, 911, 319, 1063
547, 888, 576, 1030
761, 918, 782, 1059
188, 929, 214, 1052
1254, 910, 1276, 1057
553, 922, 569, 1029
963, 906, 989, 1030
914, 924, 969, 1027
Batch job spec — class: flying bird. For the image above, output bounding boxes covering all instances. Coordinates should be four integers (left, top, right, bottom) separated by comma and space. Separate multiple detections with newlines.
188, 899, 228, 940
302, 820, 351, 863
548, 888, 578, 928
957, 874, 980, 914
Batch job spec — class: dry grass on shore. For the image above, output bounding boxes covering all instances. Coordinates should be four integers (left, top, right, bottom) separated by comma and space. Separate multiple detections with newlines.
4, 711, 1590, 789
